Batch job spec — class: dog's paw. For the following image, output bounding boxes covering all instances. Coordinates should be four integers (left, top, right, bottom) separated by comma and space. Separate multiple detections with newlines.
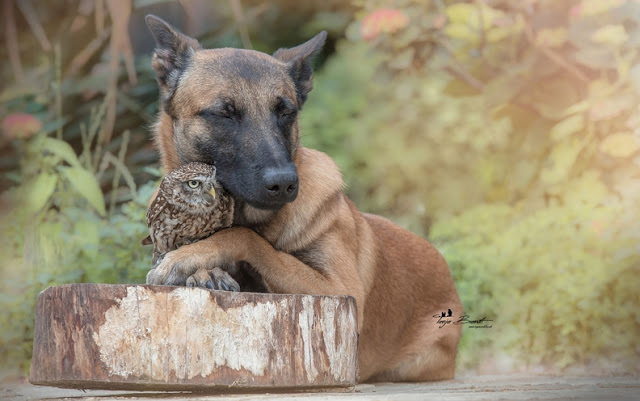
210, 266, 241, 292
186, 267, 240, 292
146, 249, 202, 285
144, 234, 242, 286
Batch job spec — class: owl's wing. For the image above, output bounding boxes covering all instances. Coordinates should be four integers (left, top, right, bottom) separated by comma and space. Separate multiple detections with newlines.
146, 190, 168, 227
215, 193, 235, 228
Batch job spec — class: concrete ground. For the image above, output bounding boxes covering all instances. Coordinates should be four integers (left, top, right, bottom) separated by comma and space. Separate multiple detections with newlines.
1, 375, 638, 401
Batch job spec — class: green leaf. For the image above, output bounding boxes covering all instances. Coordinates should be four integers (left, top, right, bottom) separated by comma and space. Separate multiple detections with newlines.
38, 137, 81, 167
59, 166, 106, 216
550, 114, 584, 142
24, 173, 58, 215
73, 219, 100, 258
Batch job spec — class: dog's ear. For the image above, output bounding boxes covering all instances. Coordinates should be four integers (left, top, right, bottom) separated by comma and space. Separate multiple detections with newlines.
273, 31, 327, 108
145, 15, 201, 96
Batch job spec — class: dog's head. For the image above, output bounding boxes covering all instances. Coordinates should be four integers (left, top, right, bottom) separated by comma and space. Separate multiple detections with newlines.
146, 15, 326, 211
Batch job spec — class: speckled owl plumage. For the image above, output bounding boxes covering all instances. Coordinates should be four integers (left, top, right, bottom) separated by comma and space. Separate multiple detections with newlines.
144, 162, 234, 266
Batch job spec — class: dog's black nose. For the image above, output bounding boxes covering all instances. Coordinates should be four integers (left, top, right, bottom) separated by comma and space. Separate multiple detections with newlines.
263, 166, 299, 202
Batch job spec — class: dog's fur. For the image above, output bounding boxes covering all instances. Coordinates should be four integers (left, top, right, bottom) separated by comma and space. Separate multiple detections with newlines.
144, 15, 462, 382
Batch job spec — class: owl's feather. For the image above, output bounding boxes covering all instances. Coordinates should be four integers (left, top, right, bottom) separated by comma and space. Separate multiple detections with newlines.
146, 190, 169, 228
142, 162, 235, 266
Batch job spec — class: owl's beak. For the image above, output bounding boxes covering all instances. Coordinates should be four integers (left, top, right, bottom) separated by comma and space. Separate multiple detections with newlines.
208, 187, 216, 199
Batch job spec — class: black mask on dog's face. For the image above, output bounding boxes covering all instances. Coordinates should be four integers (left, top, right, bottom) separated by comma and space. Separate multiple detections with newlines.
146, 15, 326, 210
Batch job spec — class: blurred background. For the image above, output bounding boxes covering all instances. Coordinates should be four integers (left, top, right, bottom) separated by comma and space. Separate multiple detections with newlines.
1, 0, 639, 379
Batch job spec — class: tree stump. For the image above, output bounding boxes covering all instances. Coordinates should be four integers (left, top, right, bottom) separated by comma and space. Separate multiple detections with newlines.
29, 284, 358, 392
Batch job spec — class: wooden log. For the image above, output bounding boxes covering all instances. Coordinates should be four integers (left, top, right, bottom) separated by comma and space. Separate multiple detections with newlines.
29, 284, 358, 392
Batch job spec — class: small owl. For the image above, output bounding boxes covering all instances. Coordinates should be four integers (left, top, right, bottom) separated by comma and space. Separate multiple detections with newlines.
142, 162, 234, 266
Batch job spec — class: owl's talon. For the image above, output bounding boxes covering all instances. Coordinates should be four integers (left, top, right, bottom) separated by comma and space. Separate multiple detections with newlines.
205, 280, 215, 290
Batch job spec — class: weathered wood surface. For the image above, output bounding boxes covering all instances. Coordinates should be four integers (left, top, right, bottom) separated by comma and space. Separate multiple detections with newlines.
29, 284, 358, 392
10, 376, 640, 401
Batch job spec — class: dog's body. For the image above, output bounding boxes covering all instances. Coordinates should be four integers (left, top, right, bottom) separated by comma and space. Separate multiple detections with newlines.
144, 16, 462, 382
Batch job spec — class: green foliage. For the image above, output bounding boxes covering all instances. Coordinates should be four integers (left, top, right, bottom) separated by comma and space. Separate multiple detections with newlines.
299, 0, 640, 372
0, 132, 153, 375
22, 134, 106, 216
302, 42, 513, 235
431, 198, 640, 370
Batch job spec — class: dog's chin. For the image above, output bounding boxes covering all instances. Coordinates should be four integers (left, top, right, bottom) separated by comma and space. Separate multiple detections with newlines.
248, 199, 289, 211
241, 202, 278, 225
234, 194, 297, 224
230, 187, 297, 211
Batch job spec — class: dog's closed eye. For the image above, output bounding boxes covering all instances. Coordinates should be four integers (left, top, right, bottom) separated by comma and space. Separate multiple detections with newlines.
274, 97, 298, 121
279, 108, 297, 119
199, 103, 240, 121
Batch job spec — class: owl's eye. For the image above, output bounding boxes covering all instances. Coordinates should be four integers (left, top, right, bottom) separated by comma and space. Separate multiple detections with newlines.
187, 180, 200, 189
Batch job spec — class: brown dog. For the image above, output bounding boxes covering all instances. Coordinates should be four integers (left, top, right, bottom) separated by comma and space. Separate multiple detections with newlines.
144, 15, 462, 382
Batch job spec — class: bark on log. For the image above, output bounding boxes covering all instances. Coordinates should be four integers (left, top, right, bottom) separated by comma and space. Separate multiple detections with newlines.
29, 284, 358, 392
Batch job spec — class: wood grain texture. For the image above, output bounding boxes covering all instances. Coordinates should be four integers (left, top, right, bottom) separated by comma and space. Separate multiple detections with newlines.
29, 284, 358, 392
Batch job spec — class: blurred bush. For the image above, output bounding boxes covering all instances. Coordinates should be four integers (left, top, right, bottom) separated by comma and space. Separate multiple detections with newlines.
300, 0, 640, 372
0, 130, 155, 375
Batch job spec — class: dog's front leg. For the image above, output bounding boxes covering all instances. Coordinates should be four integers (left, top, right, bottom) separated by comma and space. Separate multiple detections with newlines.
146, 226, 366, 329
146, 248, 238, 290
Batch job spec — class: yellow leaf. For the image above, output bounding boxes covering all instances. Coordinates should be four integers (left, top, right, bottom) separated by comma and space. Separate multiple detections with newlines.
599, 132, 640, 158
563, 170, 608, 207
580, 0, 626, 16
588, 79, 613, 98
591, 25, 628, 46
550, 114, 585, 142
445, 3, 476, 24
540, 139, 584, 185
589, 94, 635, 121
562, 100, 590, 117
445, 23, 477, 41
